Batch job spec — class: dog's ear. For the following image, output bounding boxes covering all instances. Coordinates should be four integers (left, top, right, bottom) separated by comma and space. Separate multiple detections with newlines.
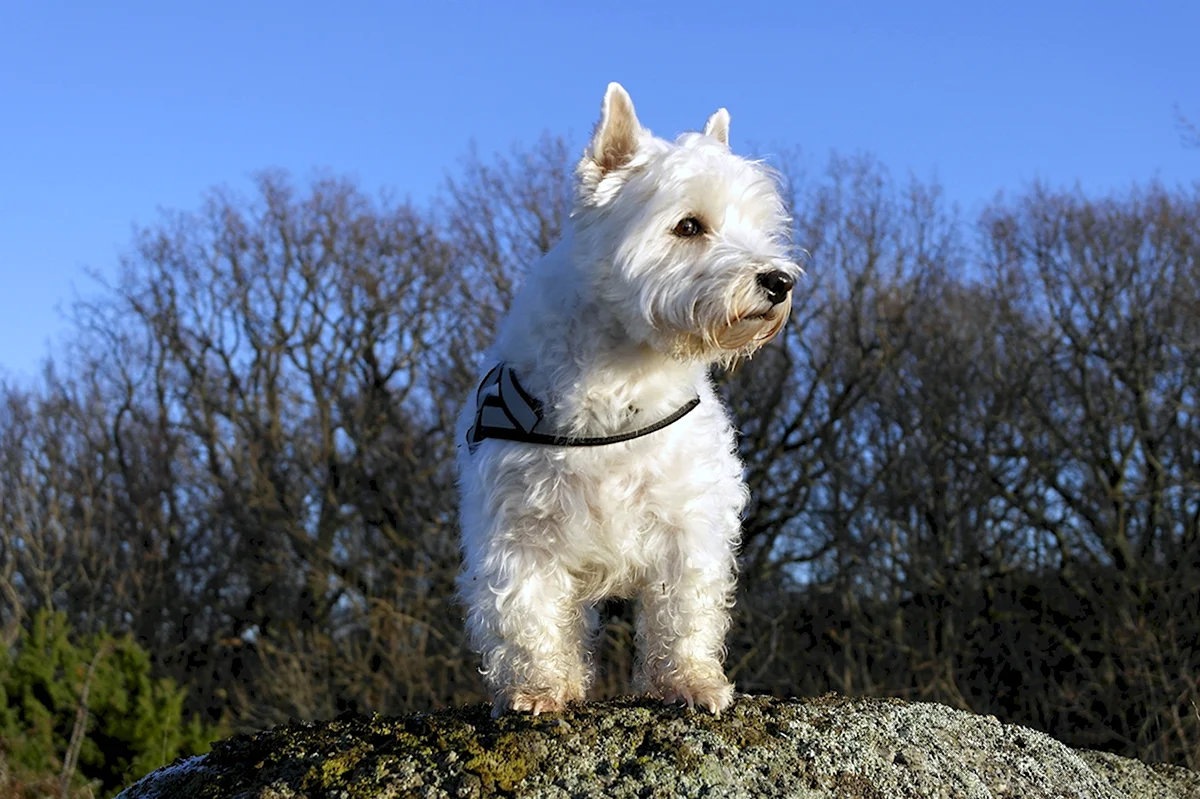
586, 82, 641, 176
577, 83, 643, 203
703, 108, 730, 147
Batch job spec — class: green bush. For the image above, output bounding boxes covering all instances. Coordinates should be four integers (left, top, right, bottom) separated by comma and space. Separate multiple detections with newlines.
0, 610, 225, 797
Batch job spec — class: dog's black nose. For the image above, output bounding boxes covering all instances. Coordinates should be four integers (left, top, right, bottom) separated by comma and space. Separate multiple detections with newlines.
756, 270, 794, 304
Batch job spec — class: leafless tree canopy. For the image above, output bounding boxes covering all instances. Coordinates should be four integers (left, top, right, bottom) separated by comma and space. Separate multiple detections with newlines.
1176, 103, 1200, 149
2, 142, 1197, 768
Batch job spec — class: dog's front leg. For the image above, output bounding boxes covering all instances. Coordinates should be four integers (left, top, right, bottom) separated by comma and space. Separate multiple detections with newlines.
634, 531, 737, 714
460, 537, 592, 716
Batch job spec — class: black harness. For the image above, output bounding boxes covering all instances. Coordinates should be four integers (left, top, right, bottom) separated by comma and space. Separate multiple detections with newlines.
466, 363, 701, 451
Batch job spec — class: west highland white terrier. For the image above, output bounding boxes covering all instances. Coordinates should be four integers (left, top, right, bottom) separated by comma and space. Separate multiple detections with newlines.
456, 82, 799, 716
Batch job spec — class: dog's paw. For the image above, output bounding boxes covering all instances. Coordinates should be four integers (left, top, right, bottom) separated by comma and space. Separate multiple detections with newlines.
511, 691, 567, 716
659, 674, 735, 715
492, 685, 578, 717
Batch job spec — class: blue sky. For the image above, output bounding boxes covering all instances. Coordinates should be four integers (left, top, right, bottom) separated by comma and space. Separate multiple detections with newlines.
1, 1, 1196, 380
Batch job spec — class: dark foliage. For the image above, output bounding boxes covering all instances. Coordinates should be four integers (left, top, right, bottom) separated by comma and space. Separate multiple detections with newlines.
2, 142, 1197, 774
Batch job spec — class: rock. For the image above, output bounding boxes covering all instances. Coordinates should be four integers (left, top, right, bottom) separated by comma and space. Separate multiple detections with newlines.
115, 694, 1199, 798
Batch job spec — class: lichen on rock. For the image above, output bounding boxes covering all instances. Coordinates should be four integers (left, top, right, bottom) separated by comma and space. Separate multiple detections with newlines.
115, 694, 1200, 798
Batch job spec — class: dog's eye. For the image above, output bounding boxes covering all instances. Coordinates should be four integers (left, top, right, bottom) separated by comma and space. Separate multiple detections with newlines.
672, 217, 705, 238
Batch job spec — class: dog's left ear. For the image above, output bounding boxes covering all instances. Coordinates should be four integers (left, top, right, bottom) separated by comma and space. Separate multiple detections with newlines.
703, 109, 730, 146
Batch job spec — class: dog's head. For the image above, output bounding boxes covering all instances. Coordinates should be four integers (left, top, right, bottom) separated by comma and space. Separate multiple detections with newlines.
572, 83, 800, 365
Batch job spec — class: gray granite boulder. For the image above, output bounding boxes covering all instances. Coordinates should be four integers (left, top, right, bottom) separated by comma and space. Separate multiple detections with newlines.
116, 694, 1199, 798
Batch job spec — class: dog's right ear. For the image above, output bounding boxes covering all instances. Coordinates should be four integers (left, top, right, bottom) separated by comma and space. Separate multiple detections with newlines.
589, 82, 641, 173
577, 83, 642, 199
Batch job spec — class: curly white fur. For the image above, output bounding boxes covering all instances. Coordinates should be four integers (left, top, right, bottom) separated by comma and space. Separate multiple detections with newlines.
456, 83, 800, 716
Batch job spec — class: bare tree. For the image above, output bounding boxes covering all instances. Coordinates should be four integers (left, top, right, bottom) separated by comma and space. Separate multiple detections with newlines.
1175, 103, 1200, 149
2, 141, 1196, 770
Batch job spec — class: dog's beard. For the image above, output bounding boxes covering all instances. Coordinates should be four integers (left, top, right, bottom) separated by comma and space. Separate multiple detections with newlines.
714, 296, 791, 349
658, 294, 791, 366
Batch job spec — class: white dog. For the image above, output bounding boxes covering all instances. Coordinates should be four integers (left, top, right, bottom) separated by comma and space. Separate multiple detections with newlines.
456, 82, 798, 716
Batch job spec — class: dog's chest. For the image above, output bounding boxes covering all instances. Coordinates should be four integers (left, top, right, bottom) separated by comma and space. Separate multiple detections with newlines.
566, 432, 727, 581
578, 444, 668, 531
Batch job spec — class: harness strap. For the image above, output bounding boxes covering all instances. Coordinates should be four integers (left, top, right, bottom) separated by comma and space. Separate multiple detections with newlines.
466, 363, 701, 451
